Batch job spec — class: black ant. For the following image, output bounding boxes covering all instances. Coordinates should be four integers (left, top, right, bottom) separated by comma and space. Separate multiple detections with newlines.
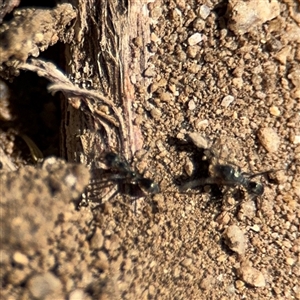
179, 135, 280, 203
102, 152, 160, 195
180, 162, 265, 197
80, 152, 159, 208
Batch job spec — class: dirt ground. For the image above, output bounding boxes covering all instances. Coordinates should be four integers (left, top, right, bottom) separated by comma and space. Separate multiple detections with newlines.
0, 0, 300, 299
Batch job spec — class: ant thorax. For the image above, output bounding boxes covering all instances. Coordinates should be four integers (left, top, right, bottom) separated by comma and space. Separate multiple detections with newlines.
213, 164, 242, 182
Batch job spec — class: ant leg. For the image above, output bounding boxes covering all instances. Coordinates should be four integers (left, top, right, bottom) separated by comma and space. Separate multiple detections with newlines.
91, 171, 133, 189
91, 188, 120, 211
89, 180, 116, 191
245, 169, 280, 178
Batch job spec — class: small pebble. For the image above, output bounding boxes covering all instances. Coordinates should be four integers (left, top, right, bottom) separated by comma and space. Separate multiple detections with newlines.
235, 279, 245, 289
27, 272, 62, 299
286, 257, 295, 266
150, 32, 160, 43
7, 269, 28, 285
186, 45, 200, 58
269, 106, 280, 116
181, 258, 193, 267
216, 211, 231, 226
198, 5, 210, 19
144, 67, 156, 77
159, 92, 172, 102
195, 119, 209, 129
89, 227, 104, 250
217, 254, 227, 263
223, 224, 247, 255
187, 132, 208, 149
237, 200, 256, 221
69, 289, 86, 300
291, 135, 300, 144
250, 224, 261, 232
193, 18, 205, 31
221, 95, 235, 108
232, 77, 244, 89
237, 261, 266, 287
148, 284, 156, 296
149, 7, 162, 20
200, 274, 215, 290
184, 159, 194, 176
150, 107, 162, 120
187, 33, 202, 46
0, 79, 13, 121
257, 127, 280, 153
132, 36, 143, 47
227, 0, 280, 35
13, 251, 29, 266
288, 68, 300, 87
188, 100, 196, 110
274, 46, 292, 65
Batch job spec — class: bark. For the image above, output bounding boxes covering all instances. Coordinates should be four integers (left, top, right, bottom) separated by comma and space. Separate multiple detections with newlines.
62, 0, 151, 167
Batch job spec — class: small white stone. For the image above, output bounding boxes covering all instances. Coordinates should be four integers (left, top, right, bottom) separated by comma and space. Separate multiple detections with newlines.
286, 257, 295, 266
12, 252, 29, 266
195, 119, 209, 129
69, 289, 85, 300
199, 5, 211, 19
292, 135, 300, 144
250, 224, 261, 232
188, 100, 196, 110
221, 95, 235, 108
187, 33, 202, 46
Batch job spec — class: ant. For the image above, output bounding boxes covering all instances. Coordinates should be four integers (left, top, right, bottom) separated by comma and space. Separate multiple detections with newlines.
180, 161, 265, 197
179, 135, 279, 203
102, 152, 160, 195
80, 152, 159, 208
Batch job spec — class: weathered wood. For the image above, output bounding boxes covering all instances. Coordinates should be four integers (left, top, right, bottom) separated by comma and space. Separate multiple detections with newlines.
62, 0, 151, 167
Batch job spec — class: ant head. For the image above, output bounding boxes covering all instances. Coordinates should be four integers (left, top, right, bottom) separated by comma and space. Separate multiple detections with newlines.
103, 152, 130, 172
248, 181, 264, 196
103, 152, 119, 167
138, 178, 160, 194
